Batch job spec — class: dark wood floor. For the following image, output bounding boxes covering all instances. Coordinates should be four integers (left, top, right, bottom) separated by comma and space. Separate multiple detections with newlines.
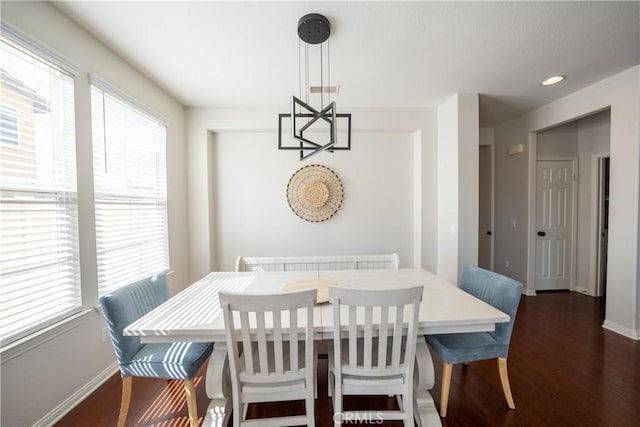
56, 292, 640, 426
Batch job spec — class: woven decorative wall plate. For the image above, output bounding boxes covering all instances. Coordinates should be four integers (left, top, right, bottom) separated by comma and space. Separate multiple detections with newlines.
287, 164, 344, 222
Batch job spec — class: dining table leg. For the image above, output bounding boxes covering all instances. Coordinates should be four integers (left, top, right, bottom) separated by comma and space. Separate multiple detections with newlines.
413, 337, 442, 427
202, 343, 232, 427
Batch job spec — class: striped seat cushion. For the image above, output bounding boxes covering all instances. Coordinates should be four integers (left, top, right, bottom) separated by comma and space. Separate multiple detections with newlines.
120, 341, 213, 379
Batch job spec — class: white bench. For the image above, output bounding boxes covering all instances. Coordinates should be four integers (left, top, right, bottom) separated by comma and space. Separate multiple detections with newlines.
235, 253, 400, 272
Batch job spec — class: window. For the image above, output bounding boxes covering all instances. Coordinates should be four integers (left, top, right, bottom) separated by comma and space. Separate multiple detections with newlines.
91, 80, 169, 296
0, 35, 80, 346
1, 105, 19, 146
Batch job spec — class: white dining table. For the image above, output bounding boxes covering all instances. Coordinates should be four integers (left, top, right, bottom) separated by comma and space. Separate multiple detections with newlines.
124, 268, 509, 427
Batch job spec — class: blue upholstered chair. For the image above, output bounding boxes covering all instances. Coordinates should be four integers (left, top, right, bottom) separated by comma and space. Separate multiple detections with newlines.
426, 265, 523, 418
99, 273, 213, 427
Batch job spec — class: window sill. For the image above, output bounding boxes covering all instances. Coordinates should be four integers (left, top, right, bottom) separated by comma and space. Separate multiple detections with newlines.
0, 309, 94, 364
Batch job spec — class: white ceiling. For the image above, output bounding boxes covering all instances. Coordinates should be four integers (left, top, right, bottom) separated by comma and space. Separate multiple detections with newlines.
54, 1, 639, 126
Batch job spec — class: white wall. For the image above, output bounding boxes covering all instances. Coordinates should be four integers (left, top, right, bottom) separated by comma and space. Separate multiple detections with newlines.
0, 2, 189, 426
186, 107, 438, 280
437, 97, 460, 282
537, 121, 578, 157
437, 94, 479, 283
480, 128, 495, 147
422, 122, 439, 272
458, 95, 480, 279
494, 66, 640, 339
210, 131, 414, 271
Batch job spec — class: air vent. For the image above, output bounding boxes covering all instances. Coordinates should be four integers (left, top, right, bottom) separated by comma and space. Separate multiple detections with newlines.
309, 85, 340, 94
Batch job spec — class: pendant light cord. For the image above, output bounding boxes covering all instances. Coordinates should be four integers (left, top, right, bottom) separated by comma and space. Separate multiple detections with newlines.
328, 38, 331, 105
320, 42, 324, 109
298, 37, 301, 114
305, 42, 309, 106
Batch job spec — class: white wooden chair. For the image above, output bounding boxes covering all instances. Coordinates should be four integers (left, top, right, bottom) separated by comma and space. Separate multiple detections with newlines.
328, 286, 423, 427
219, 288, 317, 427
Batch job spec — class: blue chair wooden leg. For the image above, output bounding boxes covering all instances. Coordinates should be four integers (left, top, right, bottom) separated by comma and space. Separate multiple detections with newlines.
118, 376, 133, 427
184, 379, 199, 427
498, 358, 515, 409
440, 363, 453, 418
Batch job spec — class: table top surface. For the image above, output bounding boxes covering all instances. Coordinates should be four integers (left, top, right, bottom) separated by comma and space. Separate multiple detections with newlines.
124, 268, 509, 343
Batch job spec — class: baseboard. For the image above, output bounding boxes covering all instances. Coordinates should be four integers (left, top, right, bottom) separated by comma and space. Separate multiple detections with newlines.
575, 287, 593, 296
33, 361, 119, 427
602, 320, 640, 340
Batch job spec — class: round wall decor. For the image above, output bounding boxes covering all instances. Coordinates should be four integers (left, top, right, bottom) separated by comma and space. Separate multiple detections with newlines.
287, 164, 344, 222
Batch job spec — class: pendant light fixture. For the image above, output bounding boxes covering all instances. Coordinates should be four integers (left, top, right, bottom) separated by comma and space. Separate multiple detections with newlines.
278, 13, 351, 161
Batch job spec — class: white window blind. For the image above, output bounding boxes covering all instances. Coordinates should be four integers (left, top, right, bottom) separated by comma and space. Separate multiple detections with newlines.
1, 105, 19, 145
90, 84, 169, 296
0, 36, 81, 346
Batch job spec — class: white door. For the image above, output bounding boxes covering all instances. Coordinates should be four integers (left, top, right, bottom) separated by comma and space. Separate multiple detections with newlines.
535, 160, 575, 290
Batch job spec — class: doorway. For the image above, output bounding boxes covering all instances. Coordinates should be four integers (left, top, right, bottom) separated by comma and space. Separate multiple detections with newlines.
478, 145, 493, 270
528, 109, 611, 296
596, 156, 610, 297
534, 159, 577, 291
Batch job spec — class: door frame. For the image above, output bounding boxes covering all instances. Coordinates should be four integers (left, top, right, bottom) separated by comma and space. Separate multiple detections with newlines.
527, 133, 578, 294
592, 153, 610, 296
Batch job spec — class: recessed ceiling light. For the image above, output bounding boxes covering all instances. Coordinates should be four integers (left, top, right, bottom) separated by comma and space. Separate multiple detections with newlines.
541, 75, 566, 86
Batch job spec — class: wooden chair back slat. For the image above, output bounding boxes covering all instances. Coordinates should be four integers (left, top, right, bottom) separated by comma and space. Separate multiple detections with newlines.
378, 306, 390, 367
363, 306, 373, 369
391, 305, 404, 367
289, 308, 299, 372
240, 311, 253, 375
256, 312, 268, 374
272, 312, 284, 375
